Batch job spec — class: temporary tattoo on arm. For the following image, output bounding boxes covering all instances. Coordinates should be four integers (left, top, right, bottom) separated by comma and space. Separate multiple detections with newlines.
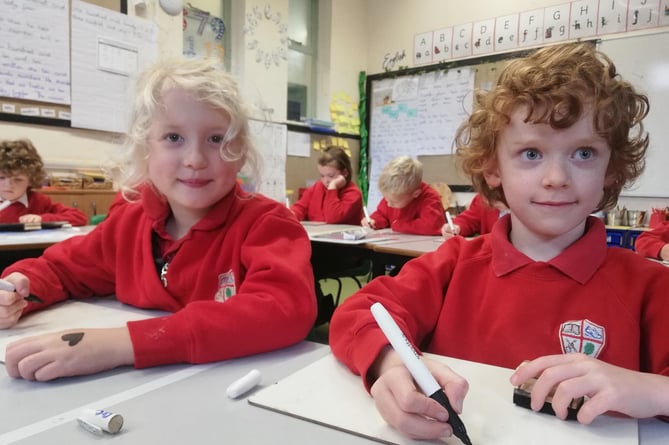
61, 332, 84, 346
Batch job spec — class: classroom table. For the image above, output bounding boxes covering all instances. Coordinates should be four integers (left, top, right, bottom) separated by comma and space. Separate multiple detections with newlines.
1, 299, 667, 444
0, 225, 94, 252
303, 223, 444, 278
0, 225, 96, 272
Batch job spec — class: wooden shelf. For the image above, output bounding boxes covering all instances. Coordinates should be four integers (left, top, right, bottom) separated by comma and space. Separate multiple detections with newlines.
38, 189, 117, 220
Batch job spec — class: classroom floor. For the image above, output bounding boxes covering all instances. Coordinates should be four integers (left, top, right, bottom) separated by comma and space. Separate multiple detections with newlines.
307, 274, 370, 345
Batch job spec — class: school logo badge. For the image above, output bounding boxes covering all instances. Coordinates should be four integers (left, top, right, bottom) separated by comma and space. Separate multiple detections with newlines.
215, 270, 236, 302
559, 319, 605, 358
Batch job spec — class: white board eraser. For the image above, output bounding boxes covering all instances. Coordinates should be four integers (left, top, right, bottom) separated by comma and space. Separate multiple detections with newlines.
226, 369, 262, 399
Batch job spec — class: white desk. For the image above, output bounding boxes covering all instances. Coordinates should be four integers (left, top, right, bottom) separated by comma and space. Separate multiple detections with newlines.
1, 298, 667, 444
0, 225, 94, 252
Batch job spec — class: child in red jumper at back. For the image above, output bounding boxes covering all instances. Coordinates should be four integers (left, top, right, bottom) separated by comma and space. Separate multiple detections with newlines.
0, 57, 316, 381
363, 156, 445, 235
441, 193, 508, 238
330, 43, 669, 441
290, 146, 363, 225
0, 140, 87, 226
635, 222, 669, 260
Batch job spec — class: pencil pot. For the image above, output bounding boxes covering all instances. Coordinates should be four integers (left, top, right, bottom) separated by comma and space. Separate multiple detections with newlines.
606, 209, 624, 226
625, 210, 646, 227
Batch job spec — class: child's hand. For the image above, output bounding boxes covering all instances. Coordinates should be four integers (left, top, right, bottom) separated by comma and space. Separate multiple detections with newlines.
5, 327, 135, 381
18, 214, 42, 224
441, 223, 461, 238
510, 353, 669, 423
660, 244, 669, 261
361, 217, 376, 229
328, 175, 347, 190
369, 347, 469, 440
0, 273, 29, 329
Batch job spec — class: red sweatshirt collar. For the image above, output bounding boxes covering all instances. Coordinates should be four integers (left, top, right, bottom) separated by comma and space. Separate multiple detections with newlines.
491, 214, 607, 284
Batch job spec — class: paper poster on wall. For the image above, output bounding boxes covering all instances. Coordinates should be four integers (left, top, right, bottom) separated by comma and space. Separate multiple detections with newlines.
287, 131, 311, 157
0, 0, 70, 105
249, 120, 287, 202
70, 0, 158, 133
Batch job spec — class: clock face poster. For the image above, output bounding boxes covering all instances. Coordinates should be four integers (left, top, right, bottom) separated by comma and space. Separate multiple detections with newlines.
183, 4, 226, 67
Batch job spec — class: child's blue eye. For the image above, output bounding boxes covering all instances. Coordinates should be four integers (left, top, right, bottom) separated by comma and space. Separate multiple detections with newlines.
166, 133, 182, 142
575, 148, 593, 160
210, 135, 224, 144
523, 149, 540, 160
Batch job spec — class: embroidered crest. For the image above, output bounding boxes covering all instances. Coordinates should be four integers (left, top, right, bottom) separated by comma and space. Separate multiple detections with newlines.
214, 270, 236, 302
559, 319, 605, 358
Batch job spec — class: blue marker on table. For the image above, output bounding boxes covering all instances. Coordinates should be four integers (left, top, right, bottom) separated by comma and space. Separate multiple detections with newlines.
0, 278, 44, 303
371, 302, 473, 445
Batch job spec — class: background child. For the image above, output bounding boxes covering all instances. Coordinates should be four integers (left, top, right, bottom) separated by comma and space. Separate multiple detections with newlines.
0, 58, 316, 381
290, 145, 363, 225
0, 140, 87, 226
441, 192, 508, 238
330, 43, 669, 440
634, 222, 669, 260
363, 156, 445, 235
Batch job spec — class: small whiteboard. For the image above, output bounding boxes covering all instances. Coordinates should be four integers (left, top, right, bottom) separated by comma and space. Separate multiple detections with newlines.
600, 33, 669, 198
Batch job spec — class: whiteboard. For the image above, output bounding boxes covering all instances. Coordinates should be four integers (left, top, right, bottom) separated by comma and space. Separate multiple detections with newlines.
367, 68, 474, 211
250, 353, 638, 445
600, 33, 669, 198
70, 0, 158, 133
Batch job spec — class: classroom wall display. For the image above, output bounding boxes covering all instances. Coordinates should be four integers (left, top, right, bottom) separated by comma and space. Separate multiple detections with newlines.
183, 4, 226, 66
366, 67, 475, 212
600, 32, 669, 198
413, 0, 669, 66
0, 0, 70, 108
249, 119, 287, 203
70, 0, 158, 133
0, 0, 129, 127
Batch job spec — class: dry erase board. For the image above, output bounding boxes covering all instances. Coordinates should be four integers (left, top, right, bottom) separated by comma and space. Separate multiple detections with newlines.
366, 68, 475, 211
600, 33, 669, 198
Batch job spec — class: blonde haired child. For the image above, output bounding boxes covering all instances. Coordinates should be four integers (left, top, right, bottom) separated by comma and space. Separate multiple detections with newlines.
363, 156, 445, 235
0, 58, 316, 381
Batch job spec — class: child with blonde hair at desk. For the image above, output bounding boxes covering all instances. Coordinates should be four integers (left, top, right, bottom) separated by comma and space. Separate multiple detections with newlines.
634, 222, 669, 261
363, 156, 445, 235
0, 58, 317, 381
441, 192, 508, 238
0, 139, 87, 226
330, 42, 669, 441
290, 145, 363, 225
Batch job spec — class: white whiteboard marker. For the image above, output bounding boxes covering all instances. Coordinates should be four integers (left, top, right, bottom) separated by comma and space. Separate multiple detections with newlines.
370, 302, 472, 445
226, 369, 262, 399
445, 211, 456, 233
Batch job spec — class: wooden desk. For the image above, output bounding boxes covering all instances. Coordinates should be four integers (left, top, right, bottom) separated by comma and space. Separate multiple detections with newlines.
1, 299, 667, 444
